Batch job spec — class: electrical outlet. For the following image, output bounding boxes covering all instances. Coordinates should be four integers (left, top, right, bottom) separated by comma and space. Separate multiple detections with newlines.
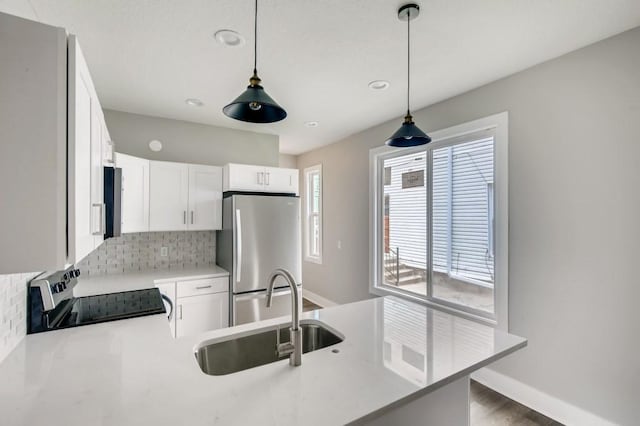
160, 247, 168, 257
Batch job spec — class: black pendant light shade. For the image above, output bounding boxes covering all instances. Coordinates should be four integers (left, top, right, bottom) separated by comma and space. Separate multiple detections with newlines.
386, 113, 431, 147
386, 3, 431, 147
223, 72, 287, 123
223, 0, 287, 123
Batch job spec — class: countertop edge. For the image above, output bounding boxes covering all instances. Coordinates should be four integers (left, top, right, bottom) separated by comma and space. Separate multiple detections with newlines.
346, 339, 528, 425
152, 271, 229, 284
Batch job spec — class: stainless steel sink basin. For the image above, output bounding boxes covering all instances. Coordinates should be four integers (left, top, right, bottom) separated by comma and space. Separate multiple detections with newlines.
195, 320, 343, 376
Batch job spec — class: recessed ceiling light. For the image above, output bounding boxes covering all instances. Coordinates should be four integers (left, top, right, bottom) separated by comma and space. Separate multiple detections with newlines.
304, 121, 319, 128
185, 98, 204, 107
214, 29, 245, 47
149, 140, 163, 152
368, 80, 390, 90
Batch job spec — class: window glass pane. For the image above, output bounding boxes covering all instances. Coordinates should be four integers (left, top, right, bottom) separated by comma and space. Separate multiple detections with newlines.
305, 167, 322, 261
311, 173, 320, 213
312, 214, 320, 256
432, 137, 495, 314
382, 152, 427, 297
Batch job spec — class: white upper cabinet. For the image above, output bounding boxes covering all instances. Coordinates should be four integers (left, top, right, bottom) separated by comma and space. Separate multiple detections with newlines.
0, 13, 67, 273
115, 153, 149, 233
223, 164, 299, 195
224, 163, 266, 192
102, 124, 115, 166
188, 165, 223, 231
149, 161, 222, 232
68, 35, 109, 264
264, 166, 299, 194
149, 161, 190, 231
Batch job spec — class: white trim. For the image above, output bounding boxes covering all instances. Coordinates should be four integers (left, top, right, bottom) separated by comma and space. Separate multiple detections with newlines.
303, 164, 323, 264
369, 111, 509, 330
472, 368, 616, 426
303, 289, 338, 307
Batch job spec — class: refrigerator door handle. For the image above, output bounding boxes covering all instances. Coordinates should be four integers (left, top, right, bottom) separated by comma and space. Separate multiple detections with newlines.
235, 208, 242, 283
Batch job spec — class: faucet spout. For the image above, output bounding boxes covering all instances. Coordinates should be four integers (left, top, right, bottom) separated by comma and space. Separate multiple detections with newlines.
266, 268, 302, 366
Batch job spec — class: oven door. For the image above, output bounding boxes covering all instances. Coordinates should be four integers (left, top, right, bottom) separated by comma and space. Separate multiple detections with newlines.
233, 286, 301, 326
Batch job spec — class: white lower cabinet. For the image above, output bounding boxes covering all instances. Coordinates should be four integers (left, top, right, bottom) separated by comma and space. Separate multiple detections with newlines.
155, 282, 177, 338
176, 292, 229, 338
157, 276, 229, 338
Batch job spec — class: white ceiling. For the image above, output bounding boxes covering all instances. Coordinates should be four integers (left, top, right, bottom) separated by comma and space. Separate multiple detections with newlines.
2, 0, 640, 154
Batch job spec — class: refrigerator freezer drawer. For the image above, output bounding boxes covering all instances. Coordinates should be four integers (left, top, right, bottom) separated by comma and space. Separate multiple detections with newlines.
233, 287, 302, 326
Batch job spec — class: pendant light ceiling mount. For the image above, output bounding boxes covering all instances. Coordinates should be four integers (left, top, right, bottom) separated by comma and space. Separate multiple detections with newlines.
386, 3, 431, 147
398, 3, 420, 21
223, 0, 287, 123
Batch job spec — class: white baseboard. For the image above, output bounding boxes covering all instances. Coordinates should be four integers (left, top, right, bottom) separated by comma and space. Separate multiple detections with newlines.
302, 289, 339, 307
471, 368, 616, 426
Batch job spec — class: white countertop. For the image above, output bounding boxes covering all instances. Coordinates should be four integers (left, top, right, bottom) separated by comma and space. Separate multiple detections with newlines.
0, 296, 526, 426
73, 265, 229, 297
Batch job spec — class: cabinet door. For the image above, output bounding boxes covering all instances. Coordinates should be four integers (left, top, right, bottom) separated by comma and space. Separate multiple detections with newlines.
116, 153, 149, 233
155, 282, 176, 338
224, 164, 265, 192
69, 36, 98, 264
0, 13, 67, 272
176, 292, 229, 338
90, 100, 104, 248
264, 167, 299, 194
102, 123, 114, 166
188, 165, 222, 230
149, 161, 189, 231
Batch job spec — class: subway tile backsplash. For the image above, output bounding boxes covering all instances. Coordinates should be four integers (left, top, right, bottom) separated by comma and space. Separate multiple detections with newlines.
0, 272, 39, 363
77, 231, 216, 276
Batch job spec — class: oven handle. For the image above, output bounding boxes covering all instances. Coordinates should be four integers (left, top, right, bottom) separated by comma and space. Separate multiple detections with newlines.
161, 294, 174, 321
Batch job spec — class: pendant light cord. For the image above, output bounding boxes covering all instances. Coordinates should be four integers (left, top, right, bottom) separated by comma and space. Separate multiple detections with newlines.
253, 0, 258, 74
406, 8, 411, 115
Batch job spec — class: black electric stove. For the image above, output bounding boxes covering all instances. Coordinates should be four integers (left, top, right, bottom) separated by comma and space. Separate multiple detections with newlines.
28, 267, 166, 334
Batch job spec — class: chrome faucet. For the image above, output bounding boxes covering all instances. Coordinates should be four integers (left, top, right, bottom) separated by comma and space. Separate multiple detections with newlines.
266, 268, 302, 367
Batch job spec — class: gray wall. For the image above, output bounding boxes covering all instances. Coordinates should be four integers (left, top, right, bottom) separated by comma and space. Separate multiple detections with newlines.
279, 154, 298, 169
297, 26, 640, 425
104, 109, 280, 167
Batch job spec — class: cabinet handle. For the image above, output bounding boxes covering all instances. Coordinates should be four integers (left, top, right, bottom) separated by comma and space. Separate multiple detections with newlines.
257, 172, 264, 185
235, 208, 242, 283
191, 211, 194, 224
196, 285, 212, 290
183, 211, 187, 225
178, 304, 183, 320
265, 172, 270, 186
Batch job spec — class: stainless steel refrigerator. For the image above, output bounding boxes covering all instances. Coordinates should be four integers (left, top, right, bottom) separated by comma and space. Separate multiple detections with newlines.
217, 194, 301, 326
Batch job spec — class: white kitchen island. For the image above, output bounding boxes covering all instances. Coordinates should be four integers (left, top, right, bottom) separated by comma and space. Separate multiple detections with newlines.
0, 296, 525, 425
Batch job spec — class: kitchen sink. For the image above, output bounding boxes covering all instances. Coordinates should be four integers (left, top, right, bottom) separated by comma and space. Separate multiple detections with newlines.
195, 320, 343, 376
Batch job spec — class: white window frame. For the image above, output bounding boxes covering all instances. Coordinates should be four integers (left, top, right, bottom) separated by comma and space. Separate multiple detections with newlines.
369, 112, 509, 330
304, 164, 323, 264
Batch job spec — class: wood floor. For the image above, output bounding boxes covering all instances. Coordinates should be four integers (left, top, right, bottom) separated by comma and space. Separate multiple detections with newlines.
302, 298, 322, 312
470, 380, 562, 425
301, 299, 562, 426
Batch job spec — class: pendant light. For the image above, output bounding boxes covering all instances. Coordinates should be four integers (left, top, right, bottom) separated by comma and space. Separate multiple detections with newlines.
386, 3, 431, 147
223, 0, 287, 123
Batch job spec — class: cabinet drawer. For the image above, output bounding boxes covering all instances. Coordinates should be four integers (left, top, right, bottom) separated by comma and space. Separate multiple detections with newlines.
177, 277, 228, 298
